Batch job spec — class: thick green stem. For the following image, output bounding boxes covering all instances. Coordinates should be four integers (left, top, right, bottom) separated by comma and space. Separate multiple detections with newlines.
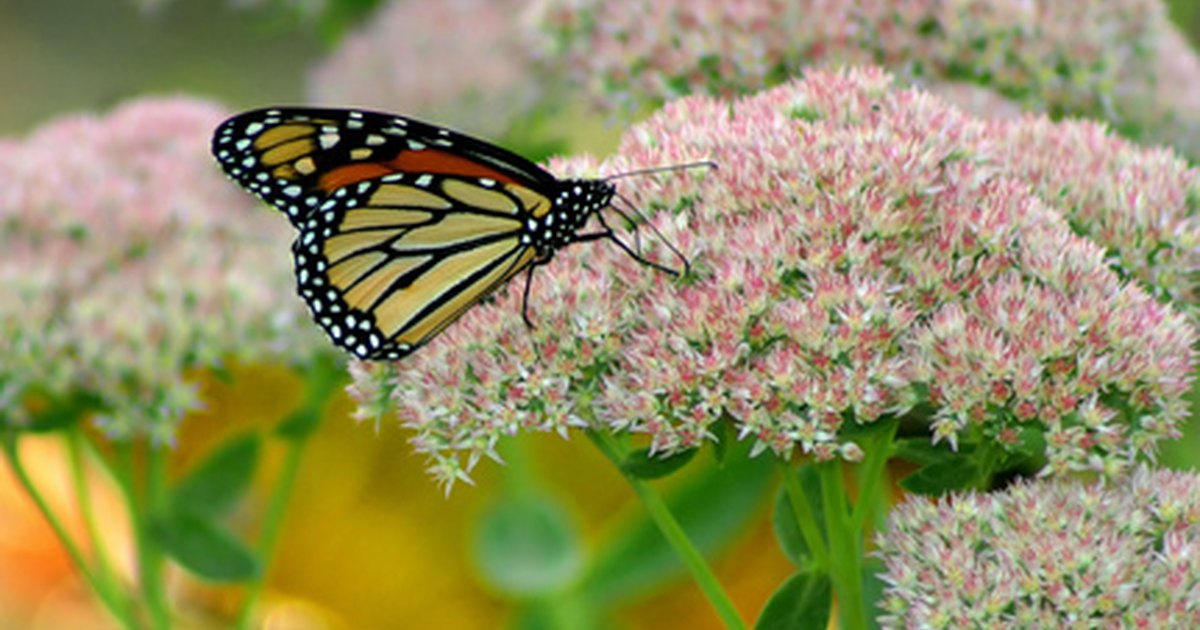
776, 458, 830, 571
235, 359, 341, 630
974, 440, 1004, 490
233, 436, 304, 630
818, 461, 867, 630
66, 428, 125, 614
2, 433, 138, 629
588, 430, 747, 630
850, 420, 898, 533
138, 443, 172, 630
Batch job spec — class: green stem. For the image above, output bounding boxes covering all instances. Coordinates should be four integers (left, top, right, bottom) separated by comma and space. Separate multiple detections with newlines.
776, 458, 830, 571
587, 430, 747, 630
1, 432, 138, 629
818, 461, 867, 630
974, 440, 1003, 490
235, 359, 341, 630
850, 420, 898, 533
233, 436, 303, 630
138, 442, 172, 630
66, 428, 125, 614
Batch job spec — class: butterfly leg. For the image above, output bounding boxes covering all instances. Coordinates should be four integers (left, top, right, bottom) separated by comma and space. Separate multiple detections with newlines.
574, 229, 680, 277
521, 263, 539, 329
610, 193, 692, 276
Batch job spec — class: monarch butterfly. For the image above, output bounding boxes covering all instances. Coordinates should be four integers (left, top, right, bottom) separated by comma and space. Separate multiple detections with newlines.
212, 107, 705, 361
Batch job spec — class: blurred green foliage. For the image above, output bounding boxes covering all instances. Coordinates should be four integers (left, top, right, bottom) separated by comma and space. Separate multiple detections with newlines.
248, 0, 387, 44
1168, 0, 1200, 46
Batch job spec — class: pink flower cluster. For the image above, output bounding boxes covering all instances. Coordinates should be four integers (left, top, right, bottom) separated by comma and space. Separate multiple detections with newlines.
350, 68, 1195, 488
0, 98, 323, 441
526, 0, 1200, 155
309, 0, 539, 138
876, 467, 1200, 628
989, 116, 1200, 307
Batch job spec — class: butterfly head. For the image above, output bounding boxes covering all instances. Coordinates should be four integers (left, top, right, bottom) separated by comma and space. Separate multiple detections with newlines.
535, 178, 616, 254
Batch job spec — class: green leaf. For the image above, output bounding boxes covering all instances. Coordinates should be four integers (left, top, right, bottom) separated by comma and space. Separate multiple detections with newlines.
276, 407, 321, 439
276, 354, 343, 440
753, 570, 832, 630
891, 437, 973, 465
620, 447, 697, 480
862, 558, 887, 630
509, 604, 554, 630
900, 459, 980, 496
150, 512, 259, 582
23, 389, 101, 433
472, 493, 583, 598
1009, 425, 1047, 461
771, 465, 824, 566
509, 602, 608, 630
581, 443, 774, 606
710, 418, 733, 465
172, 433, 260, 516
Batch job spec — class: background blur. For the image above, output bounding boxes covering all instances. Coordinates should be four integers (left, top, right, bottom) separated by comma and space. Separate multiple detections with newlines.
1, 1, 1198, 628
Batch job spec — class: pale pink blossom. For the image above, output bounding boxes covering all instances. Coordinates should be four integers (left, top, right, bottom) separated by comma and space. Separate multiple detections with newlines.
876, 467, 1200, 629
350, 69, 1194, 488
988, 116, 1200, 307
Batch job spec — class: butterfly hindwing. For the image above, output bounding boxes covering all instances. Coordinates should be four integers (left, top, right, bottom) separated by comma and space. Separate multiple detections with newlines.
291, 171, 551, 360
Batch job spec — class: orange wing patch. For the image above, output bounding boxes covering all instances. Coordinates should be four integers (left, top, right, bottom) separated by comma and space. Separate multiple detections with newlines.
253, 123, 314, 150
319, 148, 520, 193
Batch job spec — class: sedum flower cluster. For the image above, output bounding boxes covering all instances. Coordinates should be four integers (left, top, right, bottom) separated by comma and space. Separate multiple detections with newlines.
987, 116, 1200, 308
876, 467, 1200, 628
0, 98, 322, 442
350, 68, 1195, 488
526, 0, 1200, 157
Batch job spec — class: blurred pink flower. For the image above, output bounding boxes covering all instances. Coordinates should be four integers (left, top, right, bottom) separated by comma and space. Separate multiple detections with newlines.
349, 68, 1195, 488
1144, 26, 1200, 160
527, 0, 1200, 156
876, 467, 1200, 629
309, 0, 539, 138
0, 98, 323, 441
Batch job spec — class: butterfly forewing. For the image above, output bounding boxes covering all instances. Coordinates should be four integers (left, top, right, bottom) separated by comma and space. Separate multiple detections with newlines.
212, 107, 617, 361
211, 107, 557, 228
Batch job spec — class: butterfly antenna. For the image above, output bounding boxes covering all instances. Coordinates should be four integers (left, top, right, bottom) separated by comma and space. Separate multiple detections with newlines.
602, 159, 718, 182
614, 192, 691, 276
